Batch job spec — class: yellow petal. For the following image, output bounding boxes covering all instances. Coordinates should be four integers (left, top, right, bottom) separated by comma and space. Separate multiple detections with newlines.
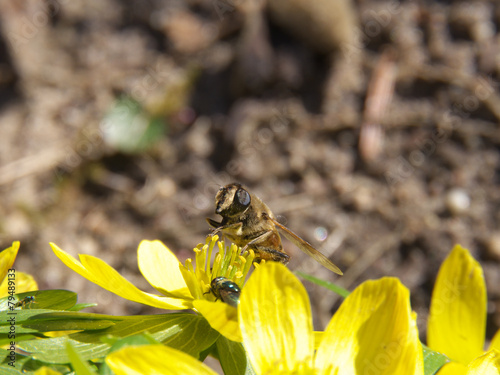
194, 299, 242, 342
11, 271, 38, 293
238, 262, 314, 373
0, 243, 37, 298
34, 367, 64, 375
314, 331, 324, 350
0, 241, 19, 286
50, 243, 192, 310
467, 350, 500, 375
50, 243, 96, 281
0, 271, 38, 298
428, 245, 486, 364
137, 240, 191, 299
106, 344, 218, 375
490, 330, 500, 351
316, 277, 423, 375
438, 362, 467, 375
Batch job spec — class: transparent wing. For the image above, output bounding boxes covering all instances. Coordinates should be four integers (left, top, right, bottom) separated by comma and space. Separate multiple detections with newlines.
268, 216, 343, 275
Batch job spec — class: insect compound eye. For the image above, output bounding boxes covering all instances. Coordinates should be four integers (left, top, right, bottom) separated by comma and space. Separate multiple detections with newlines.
236, 188, 251, 207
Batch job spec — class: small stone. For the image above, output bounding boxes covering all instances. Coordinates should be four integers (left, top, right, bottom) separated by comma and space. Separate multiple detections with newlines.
445, 188, 470, 215
485, 233, 500, 261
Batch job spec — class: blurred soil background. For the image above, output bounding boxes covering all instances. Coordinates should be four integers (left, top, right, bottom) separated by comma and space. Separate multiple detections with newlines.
0, 0, 499, 347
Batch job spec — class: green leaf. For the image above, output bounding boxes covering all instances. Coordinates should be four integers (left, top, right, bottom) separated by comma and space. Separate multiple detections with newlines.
198, 343, 215, 363
107, 333, 160, 351
158, 315, 220, 359
68, 303, 98, 312
18, 313, 219, 364
0, 351, 30, 374
216, 336, 255, 375
423, 345, 449, 375
0, 290, 77, 312
14, 357, 71, 374
24, 319, 115, 333
0, 364, 25, 374
0, 350, 7, 364
66, 341, 98, 375
0, 334, 38, 347
295, 271, 350, 298
101, 97, 165, 153
0, 310, 117, 334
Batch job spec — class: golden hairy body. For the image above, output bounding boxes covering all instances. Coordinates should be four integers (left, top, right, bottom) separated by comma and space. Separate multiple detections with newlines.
207, 183, 343, 275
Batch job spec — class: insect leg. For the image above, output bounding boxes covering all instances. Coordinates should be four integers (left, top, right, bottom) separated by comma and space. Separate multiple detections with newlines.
241, 231, 290, 264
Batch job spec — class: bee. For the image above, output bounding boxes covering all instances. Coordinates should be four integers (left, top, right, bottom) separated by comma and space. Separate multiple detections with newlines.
209, 277, 241, 307
14, 295, 36, 309
207, 183, 343, 275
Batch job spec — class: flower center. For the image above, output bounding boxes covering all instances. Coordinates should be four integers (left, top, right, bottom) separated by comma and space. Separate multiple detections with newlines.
180, 235, 255, 302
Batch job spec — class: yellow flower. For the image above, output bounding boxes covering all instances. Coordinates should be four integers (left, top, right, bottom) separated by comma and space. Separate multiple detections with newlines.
467, 350, 500, 375
238, 262, 423, 374
427, 245, 500, 374
103, 262, 422, 374
50, 235, 253, 341
106, 344, 218, 375
0, 241, 38, 297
